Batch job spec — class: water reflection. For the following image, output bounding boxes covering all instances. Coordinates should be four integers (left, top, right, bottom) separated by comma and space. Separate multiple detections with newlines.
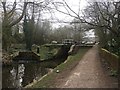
2, 63, 48, 88
2, 58, 67, 88
10, 64, 25, 88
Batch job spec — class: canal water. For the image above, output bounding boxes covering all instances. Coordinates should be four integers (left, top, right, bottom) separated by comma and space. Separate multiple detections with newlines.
2, 57, 68, 88
2, 45, 70, 88
2, 62, 50, 88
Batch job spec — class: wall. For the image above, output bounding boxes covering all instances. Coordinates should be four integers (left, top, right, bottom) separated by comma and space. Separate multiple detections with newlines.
100, 48, 119, 71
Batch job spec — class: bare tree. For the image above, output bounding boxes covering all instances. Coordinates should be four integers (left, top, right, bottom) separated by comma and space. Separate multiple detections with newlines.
52, 0, 120, 54
52, 0, 120, 35
1, 1, 28, 50
1, 0, 53, 51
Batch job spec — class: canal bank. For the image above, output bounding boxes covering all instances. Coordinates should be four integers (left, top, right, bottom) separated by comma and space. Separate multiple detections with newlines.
25, 46, 90, 88
2, 44, 71, 88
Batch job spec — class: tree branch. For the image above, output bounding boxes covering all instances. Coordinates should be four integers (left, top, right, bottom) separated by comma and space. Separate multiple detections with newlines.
2, 2, 7, 14
52, 2, 78, 19
9, 2, 28, 27
62, 0, 80, 18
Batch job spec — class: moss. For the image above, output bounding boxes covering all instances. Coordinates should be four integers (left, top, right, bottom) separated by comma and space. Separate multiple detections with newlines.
110, 69, 118, 77
33, 45, 60, 60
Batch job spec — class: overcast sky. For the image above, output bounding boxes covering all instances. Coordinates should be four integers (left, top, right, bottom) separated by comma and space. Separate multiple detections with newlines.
2, 0, 87, 28
2, 0, 94, 36
46, 0, 88, 28
2, 0, 118, 37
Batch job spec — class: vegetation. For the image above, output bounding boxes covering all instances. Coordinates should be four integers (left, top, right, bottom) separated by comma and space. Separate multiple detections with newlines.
53, 1, 120, 55
89, 2, 120, 55
1, 1, 93, 53
38, 45, 60, 60
1, 1, 53, 51
1, 2, 28, 50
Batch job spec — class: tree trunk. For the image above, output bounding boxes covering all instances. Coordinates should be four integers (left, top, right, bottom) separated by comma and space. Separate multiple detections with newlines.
2, 23, 12, 51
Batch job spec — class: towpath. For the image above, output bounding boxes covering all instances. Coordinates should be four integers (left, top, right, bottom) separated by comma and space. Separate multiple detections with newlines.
57, 45, 118, 88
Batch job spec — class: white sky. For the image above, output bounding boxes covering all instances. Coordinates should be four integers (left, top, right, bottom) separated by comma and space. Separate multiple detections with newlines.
44, 0, 88, 28
2, 0, 88, 28
2, 0, 118, 38
2, 0, 96, 38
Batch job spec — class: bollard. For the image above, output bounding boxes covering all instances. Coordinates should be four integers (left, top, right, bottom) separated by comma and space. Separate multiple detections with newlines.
37, 47, 39, 53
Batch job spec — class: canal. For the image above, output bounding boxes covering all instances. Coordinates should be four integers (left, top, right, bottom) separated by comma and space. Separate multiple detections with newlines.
2, 46, 70, 88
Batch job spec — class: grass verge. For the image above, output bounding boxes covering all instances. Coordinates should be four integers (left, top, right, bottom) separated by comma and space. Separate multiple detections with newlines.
26, 47, 91, 88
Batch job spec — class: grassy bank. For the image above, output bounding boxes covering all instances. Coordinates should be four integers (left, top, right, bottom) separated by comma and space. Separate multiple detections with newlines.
100, 48, 119, 75
26, 47, 90, 88
32, 45, 60, 60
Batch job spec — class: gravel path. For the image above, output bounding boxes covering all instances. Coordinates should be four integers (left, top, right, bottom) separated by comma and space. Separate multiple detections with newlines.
58, 45, 118, 88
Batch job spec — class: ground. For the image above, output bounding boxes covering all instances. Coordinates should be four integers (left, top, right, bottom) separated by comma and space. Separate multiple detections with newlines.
55, 45, 118, 88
